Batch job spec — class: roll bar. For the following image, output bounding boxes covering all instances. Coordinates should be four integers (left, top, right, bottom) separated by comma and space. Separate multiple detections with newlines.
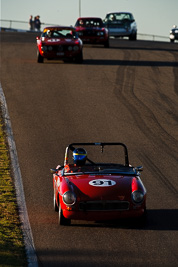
64, 142, 129, 167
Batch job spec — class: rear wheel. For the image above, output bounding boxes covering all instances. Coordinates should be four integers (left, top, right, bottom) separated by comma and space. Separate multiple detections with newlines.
37, 49, 44, 63
59, 202, 71, 226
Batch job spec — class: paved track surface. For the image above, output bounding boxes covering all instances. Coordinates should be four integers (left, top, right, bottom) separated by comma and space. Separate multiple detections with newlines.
0, 32, 178, 266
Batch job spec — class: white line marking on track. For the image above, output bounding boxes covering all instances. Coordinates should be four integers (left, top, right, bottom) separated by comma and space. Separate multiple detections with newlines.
0, 83, 38, 267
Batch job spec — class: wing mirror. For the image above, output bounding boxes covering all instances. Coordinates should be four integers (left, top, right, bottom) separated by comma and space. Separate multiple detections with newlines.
135, 166, 143, 172
50, 165, 63, 174
50, 168, 58, 174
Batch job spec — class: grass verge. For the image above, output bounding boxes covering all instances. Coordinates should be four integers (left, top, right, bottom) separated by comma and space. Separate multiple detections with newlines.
0, 112, 27, 266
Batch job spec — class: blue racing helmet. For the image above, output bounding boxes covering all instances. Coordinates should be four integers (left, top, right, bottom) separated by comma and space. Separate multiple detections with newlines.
73, 148, 87, 166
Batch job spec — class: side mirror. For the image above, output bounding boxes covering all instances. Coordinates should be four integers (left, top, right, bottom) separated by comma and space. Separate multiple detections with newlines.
135, 166, 143, 172
50, 168, 58, 174
50, 165, 63, 174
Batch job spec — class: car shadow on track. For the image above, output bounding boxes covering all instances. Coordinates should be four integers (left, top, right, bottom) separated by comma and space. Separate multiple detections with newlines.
71, 209, 178, 231
85, 40, 178, 52
83, 59, 178, 67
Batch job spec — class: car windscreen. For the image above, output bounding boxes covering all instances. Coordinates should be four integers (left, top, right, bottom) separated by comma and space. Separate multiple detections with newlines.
42, 29, 77, 38
76, 19, 103, 27
63, 163, 137, 176
105, 13, 134, 23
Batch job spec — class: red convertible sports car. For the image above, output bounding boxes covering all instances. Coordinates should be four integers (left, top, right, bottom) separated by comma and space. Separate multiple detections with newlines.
75, 17, 109, 47
51, 142, 146, 226
36, 26, 83, 63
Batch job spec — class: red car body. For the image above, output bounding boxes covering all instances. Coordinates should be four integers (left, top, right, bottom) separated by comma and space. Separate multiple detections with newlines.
36, 26, 83, 63
75, 17, 109, 47
51, 143, 146, 225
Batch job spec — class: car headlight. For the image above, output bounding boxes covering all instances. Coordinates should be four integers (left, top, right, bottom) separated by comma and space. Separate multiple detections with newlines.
63, 191, 76, 205
41, 46, 47, 51
132, 190, 144, 204
73, 46, 79, 51
48, 46, 53, 51
97, 32, 104, 36
68, 46, 73, 51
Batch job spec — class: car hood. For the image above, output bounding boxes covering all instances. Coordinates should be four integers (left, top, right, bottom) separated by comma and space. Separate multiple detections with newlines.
66, 174, 133, 200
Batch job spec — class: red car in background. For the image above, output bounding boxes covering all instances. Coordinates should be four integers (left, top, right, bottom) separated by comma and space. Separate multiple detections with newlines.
51, 142, 146, 226
36, 26, 83, 63
75, 17, 109, 47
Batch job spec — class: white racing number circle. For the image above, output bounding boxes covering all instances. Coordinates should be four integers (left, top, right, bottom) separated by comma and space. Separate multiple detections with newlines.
89, 179, 116, 187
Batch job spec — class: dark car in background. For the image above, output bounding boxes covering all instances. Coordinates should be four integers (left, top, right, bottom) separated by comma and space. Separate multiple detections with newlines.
170, 25, 178, 42
103, 12, 137, 40
75, 17, 109, 47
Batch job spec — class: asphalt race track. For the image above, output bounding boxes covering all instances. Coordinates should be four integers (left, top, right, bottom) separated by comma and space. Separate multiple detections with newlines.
0, 32, 178, 266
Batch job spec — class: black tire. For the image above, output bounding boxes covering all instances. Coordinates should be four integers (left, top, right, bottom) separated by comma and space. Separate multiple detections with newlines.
138, 208, 147, 227
129, 33, 137, 41
37, 49, 44, 63
74, 51, 83, 64
59, 202, 71, 226
104, 39, 110, 48
170, 39, 174, 43
54, 192, 58, 212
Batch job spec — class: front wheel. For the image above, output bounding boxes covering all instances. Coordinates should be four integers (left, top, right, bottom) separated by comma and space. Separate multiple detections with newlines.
129, 33, 137, 41
53, 192, 58, 212
37, 49, 44, 63
104, 39, 110, 48
59, 202, 71, 226
74, 51, 83, 64
137, 208, 147, 227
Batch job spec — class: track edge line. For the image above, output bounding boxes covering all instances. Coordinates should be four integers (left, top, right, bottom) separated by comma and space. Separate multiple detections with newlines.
0, 82, 38, 267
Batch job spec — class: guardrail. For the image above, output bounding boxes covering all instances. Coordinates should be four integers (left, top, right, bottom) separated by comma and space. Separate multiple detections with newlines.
0, 19, 55, 31
0, 18, 169, 42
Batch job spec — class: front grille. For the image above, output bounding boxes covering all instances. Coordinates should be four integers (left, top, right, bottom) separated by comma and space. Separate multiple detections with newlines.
79, 201, 129, 211
83, 30, 98, 36
107, 24, 127, 28
43, 45, 75, 52
49, 45, 67, 51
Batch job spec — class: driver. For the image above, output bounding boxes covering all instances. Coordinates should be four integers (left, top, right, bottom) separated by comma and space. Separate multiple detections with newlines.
110, 14, 116, 21
46, 29, 52, 37
73, 148, 87, 166
64, 148, 87, 173
79, 20, 84, 26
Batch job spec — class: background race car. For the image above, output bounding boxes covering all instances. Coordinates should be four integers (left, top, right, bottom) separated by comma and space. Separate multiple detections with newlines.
36, 26, 83, 63
103, 12, 137, 40
75, 17, 109, 47
170, 25, 178, 42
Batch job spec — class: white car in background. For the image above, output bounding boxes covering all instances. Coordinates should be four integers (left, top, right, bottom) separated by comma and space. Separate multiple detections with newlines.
103, 12, 137, 40
170, 25, 178, 43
